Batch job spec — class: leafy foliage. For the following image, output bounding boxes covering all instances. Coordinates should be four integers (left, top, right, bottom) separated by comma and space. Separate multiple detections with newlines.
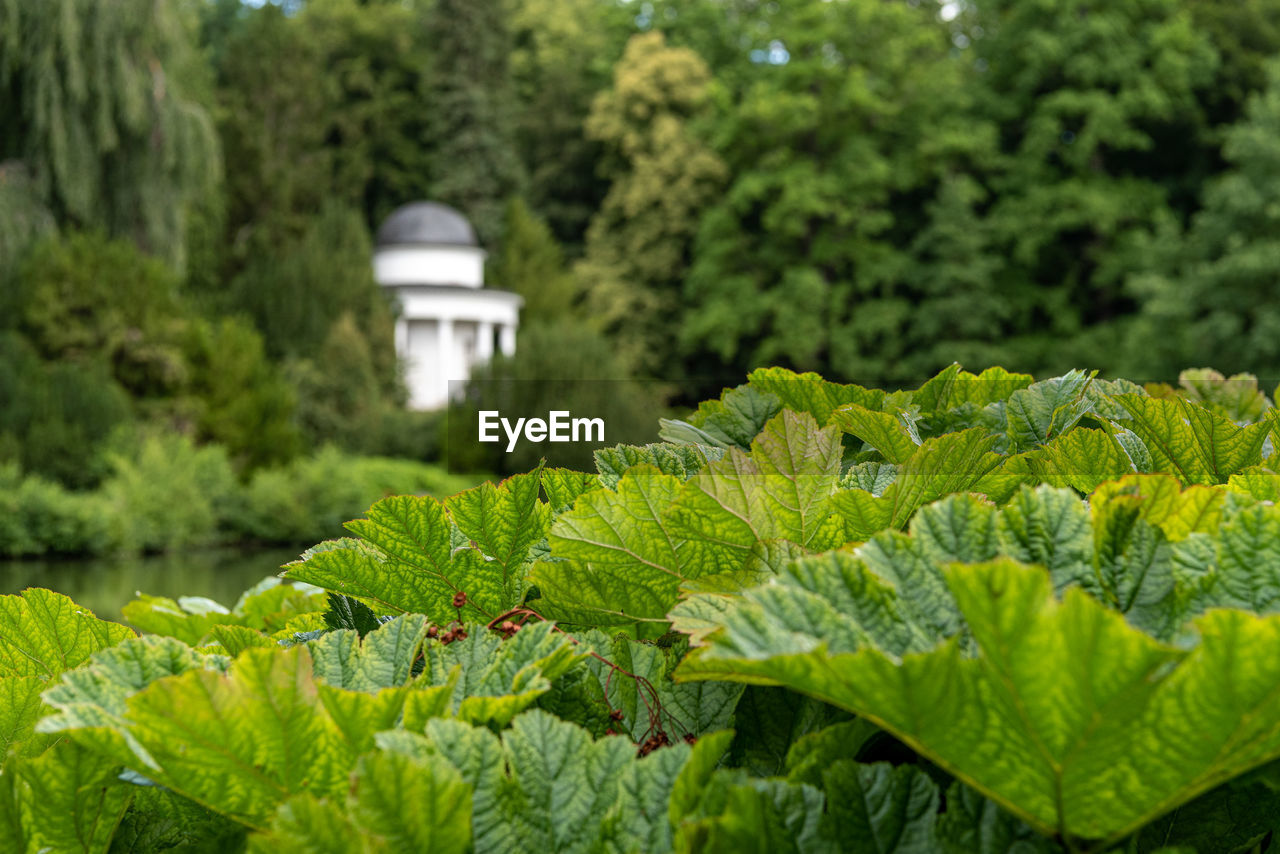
14, 364, 1280, 852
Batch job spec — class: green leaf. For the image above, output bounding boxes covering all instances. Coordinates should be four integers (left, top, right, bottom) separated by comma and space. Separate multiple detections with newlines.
286, 494, 522, 622
249, 794, 362, 854
667, 410, 845, 556
1129, 761, 1280, 853
833, 428, 1003, 538
660, 385, 782, 449
308, 614, 428, 692
576, 632, 741, 743
748, 367, 885, 425
541, 468, 600, 513
1113, 395, 1269, 485
210, 624, 276, 657
1005, 370, 1095, 452
321, 593, 382, 637
839, 462, 898, 497
122, 595, 229, 646
1202, 502, 1280, 613
908, 363, 965, 413
350, 751, 471, 853
671, 773, 829, 854
39, 636, 221, 753
728, 686, 853, 777
7, 741, 132, 854
0, 589, 132, 679
48, 645, 350, 828
532, 467, 688, 626
422, 620, 582, 726
784, 719, 881, 787
1028, 427, 1136, 493
595, 442, 720, 488
610, 740, 696, 853
935, 366, 1034, 410
0, 591, 131, 757
445, 467, 551, 582
822, 761, 940, 853
123, 581, 325, 645
937, 782, 1055, 854
680, 557, 1280, 844
1092, 475, 1224, 541
250, 750, 471, 854
1090, 490, 1175, 626
1227, 469, 1280, 503
908, 493, 998, 565
0, 678, 47, 759
537, 411, 844, 628
995, 485, 1092, 593
1179, 368, 1271, 424
831, 404, 919, 464
669, 729, 735, 825
112, 786, 247, 854
421, 711, 637, 854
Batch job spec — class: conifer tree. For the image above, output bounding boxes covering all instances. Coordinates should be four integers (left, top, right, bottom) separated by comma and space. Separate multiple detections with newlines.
424, 0, 526, 247
491, 198, 577, 324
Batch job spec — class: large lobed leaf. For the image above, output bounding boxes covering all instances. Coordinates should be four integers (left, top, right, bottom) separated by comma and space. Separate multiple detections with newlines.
679, 556, 1280, 844
0, 589, 133, 760
534, 410, 845, 628
286, 469, 550, 623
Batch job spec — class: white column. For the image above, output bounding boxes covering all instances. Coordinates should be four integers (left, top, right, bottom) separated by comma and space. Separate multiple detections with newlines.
499, 323, 516, 356
436, 317, 454, 408
476, 320, 494, 363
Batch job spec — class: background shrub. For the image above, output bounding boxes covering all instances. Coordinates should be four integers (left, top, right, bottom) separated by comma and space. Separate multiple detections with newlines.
101, 434, 239, 554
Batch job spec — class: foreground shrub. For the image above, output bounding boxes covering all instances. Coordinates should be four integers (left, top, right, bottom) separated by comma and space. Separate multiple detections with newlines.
13, 365, 1280, 852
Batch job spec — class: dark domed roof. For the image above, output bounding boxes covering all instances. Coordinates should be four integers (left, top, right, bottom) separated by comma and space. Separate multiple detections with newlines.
376, 202, 478, 247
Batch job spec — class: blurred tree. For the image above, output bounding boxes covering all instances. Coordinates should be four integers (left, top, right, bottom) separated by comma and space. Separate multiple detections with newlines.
678, 0, 992, 389
643, 0, 786, 89
296, 0, 436, 227
185, 316, 302, 471
286, 311, 385, 453
1128, 58, 1280, 378
215, 3, 339, 253
508, 0, 633, 249
12, 233, 190, 399
1186, 0, 1280, 127
491, 198, 578, 324
213, 0, 433, 255
0, 0, 220, 268
0, 332, 132, 489
0, 163, 56, 287
963, 0, 1217, 375
424, 0, 526, 247
226, 201, 398, 394
577, 31, 727, 378
450, 320, 666, 475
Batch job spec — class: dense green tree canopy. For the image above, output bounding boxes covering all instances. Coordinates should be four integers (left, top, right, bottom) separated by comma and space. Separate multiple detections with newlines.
425, 0, 525, 247
7, 0, 1280, 487
677, 0, 990, 388
0, 0, 219, 268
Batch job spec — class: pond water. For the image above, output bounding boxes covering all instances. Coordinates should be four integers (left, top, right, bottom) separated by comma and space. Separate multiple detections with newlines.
0, 546, 308, 622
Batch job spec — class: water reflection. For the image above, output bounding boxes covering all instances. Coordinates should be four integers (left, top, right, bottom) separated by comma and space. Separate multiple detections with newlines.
0, 546, 307, 622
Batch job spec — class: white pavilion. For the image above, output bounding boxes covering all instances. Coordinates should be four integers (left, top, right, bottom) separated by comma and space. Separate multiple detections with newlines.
373, 202, 522, 410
